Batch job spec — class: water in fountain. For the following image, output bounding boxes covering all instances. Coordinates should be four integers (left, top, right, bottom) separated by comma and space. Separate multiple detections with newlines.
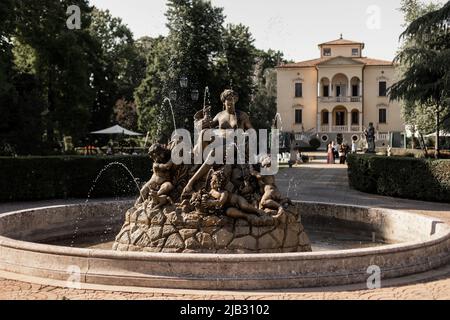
163, 97, 177, 132
286, 176, 295, 198
71, 162, 142, 247
203, 86, 211, 107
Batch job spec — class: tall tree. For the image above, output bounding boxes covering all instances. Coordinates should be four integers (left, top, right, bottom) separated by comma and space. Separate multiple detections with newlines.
164, 0, 225, 132
114, 98, 138, 131
390, 1, 450, 157
0, 0, 15, 96
88, 8, 146, 132
249, 49, 288, 130
136, 1, 262, 142
218, 24, 256, 112
397, 0, 444, 150
14, 0, 95, 146
135, 36, 171, 141
0, 0, 17, 154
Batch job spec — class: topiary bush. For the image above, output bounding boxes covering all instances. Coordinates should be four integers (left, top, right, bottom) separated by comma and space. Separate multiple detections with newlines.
309, 138, 321, 151
347, 154, 450, 203
0, 156, 152, 202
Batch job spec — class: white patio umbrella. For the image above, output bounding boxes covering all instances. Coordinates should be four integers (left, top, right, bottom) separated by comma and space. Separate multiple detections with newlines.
90, 125, 143, 136
424, 130, 450, 138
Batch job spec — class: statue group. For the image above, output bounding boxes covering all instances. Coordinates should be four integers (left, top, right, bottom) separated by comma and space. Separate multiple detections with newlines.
113, 89, 311, 254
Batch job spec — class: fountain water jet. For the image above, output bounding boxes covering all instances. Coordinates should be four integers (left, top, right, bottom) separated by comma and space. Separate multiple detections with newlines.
162, 97, 177, 132
71, 162, 142, 247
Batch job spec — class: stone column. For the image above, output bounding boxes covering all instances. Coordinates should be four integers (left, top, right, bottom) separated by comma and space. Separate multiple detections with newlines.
347, 111, 352, 132
317, 112, 321, 132
328, 111, 332, 132
359, 112, 363, 132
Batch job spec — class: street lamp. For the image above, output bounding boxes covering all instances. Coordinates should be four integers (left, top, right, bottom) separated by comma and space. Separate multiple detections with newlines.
191, 89, 199, 102
180, 76, 188, 88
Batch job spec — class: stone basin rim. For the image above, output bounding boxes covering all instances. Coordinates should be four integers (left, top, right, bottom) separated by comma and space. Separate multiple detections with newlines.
0, 200, 448, 262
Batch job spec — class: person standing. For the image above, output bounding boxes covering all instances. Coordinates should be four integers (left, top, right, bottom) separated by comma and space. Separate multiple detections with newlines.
296, 150, 302, 165
339, 144, 346, 164
327, 143, 335, 164
331, 141, 338, 159
351, 140, 357, 154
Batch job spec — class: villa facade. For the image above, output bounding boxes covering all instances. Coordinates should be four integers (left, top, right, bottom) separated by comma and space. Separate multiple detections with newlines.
276, 37, 406, 149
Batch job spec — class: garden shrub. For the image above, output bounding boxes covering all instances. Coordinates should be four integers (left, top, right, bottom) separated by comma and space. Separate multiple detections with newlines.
309, 138, 321, 150
347, 154, 450, 203
0, 156, 152, 201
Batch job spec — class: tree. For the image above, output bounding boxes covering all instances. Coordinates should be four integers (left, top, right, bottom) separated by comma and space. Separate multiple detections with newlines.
135, 36, 171, 141
0, 0, 17, 154
2, 74, 46, 155
114, 99, 138, 131
0, 0, 15, 96
136, 0, 226, 141
249, 49, 288, 130
218, 24, 256, 112
14, 0, 96, 147
165, 0, 225, 132
392, 1, 449, 156
88, 8, 146, 133
249, 69, 277, 130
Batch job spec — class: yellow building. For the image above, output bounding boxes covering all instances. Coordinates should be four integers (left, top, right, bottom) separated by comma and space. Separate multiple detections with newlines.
276, 36, 405, 149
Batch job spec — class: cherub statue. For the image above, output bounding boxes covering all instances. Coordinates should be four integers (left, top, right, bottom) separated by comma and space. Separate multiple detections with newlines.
135, 144, 174, 208
252, 157, 292, 216
231, 164, 260, 205
200, 168, 267, 223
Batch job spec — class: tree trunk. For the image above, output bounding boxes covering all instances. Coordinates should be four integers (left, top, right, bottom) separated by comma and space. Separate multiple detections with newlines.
436, 108, 440, 159
418, 132, 428, 157
46, 70, 55, 145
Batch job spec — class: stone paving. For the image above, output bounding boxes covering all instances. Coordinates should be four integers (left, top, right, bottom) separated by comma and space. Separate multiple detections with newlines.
0, 273, 449, 300
0, 159, 449, 300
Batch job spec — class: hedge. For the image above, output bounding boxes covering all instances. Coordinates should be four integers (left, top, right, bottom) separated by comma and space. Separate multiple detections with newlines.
0, 156, 152, 202
347, 154, 450, 203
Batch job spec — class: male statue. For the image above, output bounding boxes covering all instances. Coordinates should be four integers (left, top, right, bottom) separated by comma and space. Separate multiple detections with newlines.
364, 122, 376, 153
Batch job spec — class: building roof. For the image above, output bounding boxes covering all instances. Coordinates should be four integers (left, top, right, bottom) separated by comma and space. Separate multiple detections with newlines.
277, 57, 394, 69
353, 57, 395, 66
319, 38, 364, 46
318, 36, 365, 48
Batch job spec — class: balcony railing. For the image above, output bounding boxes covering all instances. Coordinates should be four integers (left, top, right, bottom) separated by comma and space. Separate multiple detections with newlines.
320, 125, 362, 133
319, 96, 362, 103
376, 133, 390, 141
332, 126, 349, 133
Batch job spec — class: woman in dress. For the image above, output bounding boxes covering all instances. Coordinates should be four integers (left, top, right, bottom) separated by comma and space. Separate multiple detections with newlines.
327, 143, 335, 164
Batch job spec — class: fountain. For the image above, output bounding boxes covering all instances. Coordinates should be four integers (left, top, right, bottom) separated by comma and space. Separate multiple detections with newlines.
113, 89, 311, 254
0, 88, 449, 291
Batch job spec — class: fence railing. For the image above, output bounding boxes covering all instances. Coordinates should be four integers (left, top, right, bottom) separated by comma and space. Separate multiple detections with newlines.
319, 126, 361, 133
319, 96, 362, 103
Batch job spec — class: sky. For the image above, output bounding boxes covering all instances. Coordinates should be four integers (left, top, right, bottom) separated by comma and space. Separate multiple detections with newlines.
90, 0, 445, 62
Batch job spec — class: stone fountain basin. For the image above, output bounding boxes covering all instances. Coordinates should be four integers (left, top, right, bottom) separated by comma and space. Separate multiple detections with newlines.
0, 201, 449, 290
